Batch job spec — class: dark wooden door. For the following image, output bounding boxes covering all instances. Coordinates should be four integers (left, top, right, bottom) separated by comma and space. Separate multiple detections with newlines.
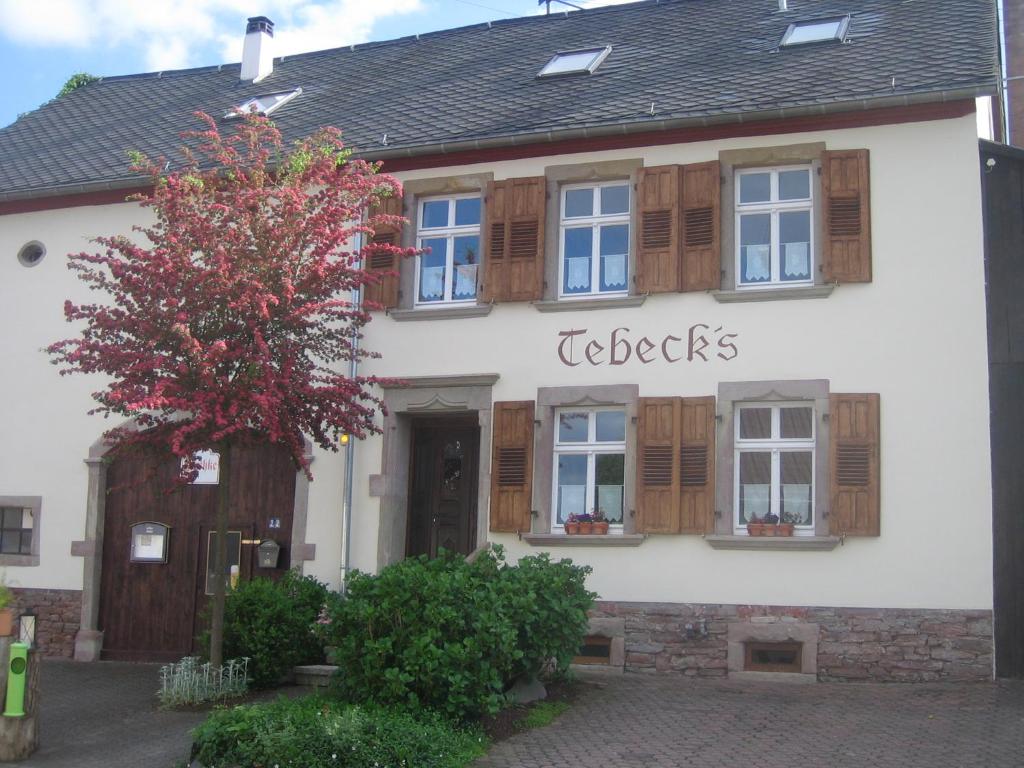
407, 420, 479, 558
99, 442, 297, 662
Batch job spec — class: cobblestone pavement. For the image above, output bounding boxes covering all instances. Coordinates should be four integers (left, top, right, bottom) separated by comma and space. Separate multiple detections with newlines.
476, 672, 1024, 768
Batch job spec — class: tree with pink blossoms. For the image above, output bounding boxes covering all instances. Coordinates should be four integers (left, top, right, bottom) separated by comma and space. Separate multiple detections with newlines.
48, 113, 411, 666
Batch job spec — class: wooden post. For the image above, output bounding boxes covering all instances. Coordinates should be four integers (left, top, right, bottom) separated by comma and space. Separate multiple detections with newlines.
0, 639, 40, 761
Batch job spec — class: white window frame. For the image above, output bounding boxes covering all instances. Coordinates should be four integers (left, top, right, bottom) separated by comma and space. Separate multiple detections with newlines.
733, 402, 816, 535
552, 406, 626, 531
735, 165, 814, 290
558, 181, 630, 299
414, 192, 482, 307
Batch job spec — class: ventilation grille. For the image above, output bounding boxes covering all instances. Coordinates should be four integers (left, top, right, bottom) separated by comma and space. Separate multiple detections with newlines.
509, 220, 538, 259
642, 210, 671, 249
642, 445, 673, 486
684, 207, 714, 247
490, 222, 505, 260
372, 232, 396, 246
497, 447, 526, 486
829, 198, 861, 236
680, 445, 707, 486
368, 250, 394, 270
836, 444, 870, 486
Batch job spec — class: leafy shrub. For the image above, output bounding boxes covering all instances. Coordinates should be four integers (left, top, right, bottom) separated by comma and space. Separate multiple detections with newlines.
157, 657, 249, 707
190, 695, 486, 768
324, 547, 594, 721
201, 571, 330, 688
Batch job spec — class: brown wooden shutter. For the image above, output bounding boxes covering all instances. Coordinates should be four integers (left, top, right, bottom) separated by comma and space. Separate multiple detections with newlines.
635, 165, 681, 294
636, 397, 681, 534
482, 177, 545, 302
489, 401, 535, 533
822, 149, 871, 283
829, 393, 880, 536
363, 195, 404, 310
679, 396, 716, 534
680, 161, 721, 291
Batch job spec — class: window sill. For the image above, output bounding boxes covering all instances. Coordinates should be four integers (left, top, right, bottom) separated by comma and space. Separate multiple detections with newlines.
0, 554, 39, 567
521, 533, 646, 547
389, 304, 493, 321
533, 295, 647, 313
704, 535, 841, 551
712, 285, 835, 304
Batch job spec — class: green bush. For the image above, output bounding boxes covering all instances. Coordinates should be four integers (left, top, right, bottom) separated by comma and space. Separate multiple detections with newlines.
190, 696, 486, 768
202, 571, 331, 688
324, 547, 594, 721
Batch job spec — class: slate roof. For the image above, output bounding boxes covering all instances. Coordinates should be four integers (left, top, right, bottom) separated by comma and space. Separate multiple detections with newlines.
0, 0, 998, 200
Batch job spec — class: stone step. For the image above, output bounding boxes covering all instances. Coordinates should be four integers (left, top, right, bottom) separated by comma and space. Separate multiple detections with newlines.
293, 664, 338, 688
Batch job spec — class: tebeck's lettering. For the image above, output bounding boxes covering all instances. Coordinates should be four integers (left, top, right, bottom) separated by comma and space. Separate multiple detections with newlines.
556, 324, 740, 367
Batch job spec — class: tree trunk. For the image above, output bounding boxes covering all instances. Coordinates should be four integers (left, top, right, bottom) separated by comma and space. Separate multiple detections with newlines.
208, 441, 232, 669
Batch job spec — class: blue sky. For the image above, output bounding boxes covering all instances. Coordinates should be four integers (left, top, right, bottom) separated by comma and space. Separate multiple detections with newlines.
0, 0, 629, 129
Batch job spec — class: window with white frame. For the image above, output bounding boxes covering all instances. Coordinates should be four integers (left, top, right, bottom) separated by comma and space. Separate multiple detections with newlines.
553, 408, 626, 527
735, 403, 815, 532
560, 182, 630, 297
415, 194, 481, 305
735, 166, 813, 288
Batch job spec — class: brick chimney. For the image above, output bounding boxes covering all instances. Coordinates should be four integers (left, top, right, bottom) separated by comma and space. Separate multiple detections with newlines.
241, 16, 274, 83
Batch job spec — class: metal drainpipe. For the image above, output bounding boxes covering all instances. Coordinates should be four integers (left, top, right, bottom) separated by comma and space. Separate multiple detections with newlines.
340, 229, 363, 595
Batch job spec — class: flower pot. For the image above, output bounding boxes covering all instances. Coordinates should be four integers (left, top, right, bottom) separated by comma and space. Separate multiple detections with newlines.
746, 523, 794, 537
592, 521, 609, 535
578, 521, 594, 534
0, 609, 13, 637
746, 523, 769, 536
564, 522, 581, 535
776, 523, 795, 537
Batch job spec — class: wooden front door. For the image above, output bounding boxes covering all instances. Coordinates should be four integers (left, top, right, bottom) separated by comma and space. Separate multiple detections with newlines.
98, 442, 297, 662
406, 419, 479, 558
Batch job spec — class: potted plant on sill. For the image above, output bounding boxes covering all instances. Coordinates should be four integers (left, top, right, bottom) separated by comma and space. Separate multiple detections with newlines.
577, 512, 594, 535
0, 584, 13, 637
565, 514, 581, 535
746, 513, 795, 537
592, 508, 609, 535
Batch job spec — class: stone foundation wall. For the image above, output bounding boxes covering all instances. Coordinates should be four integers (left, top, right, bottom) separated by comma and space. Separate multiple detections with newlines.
8, 588, 81, 658
591, 602, 993, 682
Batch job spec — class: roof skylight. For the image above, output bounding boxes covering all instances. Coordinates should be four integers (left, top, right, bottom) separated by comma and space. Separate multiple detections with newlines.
538, 46, 611, 77
780, 16, 850, 47
224, 87, 302, 119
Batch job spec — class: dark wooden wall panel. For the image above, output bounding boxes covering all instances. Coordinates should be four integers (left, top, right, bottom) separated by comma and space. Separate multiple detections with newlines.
981, 140, 1024, 679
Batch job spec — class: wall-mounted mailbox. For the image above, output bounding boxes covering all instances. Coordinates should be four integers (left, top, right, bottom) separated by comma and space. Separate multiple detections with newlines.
130, 522, 170, 563
257, 539, 281, 569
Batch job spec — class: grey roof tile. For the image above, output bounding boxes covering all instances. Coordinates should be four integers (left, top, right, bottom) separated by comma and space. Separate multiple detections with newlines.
0, 0, 998, 197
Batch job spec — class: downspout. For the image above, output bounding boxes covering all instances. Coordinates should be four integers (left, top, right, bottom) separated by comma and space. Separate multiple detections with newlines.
340, 228, 363, 595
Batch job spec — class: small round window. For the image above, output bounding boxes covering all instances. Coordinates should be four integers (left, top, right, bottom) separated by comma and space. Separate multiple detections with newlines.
17, 241, 46, 268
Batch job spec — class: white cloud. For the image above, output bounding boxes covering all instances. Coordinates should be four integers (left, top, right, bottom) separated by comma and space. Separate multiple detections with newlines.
0, 0, 422, 72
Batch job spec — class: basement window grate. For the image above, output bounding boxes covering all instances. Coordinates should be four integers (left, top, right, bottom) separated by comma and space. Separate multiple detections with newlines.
744, 641, 802, 673
573, 635, 612, 665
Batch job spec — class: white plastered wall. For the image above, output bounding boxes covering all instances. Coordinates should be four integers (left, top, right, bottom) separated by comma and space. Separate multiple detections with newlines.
352, 112, 992, 611
0, 112, 992, 611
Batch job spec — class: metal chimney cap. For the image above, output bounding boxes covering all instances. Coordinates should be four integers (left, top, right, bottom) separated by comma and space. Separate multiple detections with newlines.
247, 16, 274, 36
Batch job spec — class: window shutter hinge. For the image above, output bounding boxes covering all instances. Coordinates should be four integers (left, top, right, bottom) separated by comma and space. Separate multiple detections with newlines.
629, 509, 636, 518
531, 509, 539, 517
714, 509, 722, 518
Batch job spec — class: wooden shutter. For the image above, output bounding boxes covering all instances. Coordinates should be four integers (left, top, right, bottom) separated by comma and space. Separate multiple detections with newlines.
482, 177, 545, 302
635, 165, 681, 294
636, 397, 681, 534
363, 195, 403, 310
822, 149, 871, 283
680, 161, 721, 291
679, 396, 716, 534
829, 393, 880, 536
489, 401, 535, 533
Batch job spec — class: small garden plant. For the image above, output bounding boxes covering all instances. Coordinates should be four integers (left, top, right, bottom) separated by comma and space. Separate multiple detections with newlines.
158, 656, 249, 707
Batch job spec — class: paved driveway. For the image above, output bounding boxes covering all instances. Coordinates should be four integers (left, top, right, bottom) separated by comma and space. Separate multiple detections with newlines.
477, 672, 1024, 768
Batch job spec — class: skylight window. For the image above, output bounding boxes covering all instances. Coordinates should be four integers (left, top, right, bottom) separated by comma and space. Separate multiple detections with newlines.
780, 16, 850, 47
538, 46, 611, 77
224, 87, 302, 119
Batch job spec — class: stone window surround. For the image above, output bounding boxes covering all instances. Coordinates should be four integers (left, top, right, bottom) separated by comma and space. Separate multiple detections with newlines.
727, 620, 820, 682
542, 159, 643, 302
716, 142, 827, 301
531, 384, 640, 535
715, 379, 831, 538
393, 172, 495, 313
71, 422, 314, 662
0, 495, 41, 567
373, 374, 498, 569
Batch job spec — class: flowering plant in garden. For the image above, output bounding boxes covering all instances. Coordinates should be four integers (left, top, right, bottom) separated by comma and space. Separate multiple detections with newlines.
47, 112, 413, 665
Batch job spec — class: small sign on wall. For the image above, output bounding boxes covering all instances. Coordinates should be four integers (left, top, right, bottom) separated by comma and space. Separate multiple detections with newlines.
183, 450, 221, 485
130, 521, 170, 563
